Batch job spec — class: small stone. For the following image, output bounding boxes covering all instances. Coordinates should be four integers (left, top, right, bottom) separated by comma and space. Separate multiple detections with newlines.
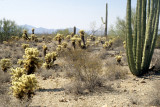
141, 81, 146, 83
42, 77, 47, 80
59, 98, 68, 102
83, 89, 90, 94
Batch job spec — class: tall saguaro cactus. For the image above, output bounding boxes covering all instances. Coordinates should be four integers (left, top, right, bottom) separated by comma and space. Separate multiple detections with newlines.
126, 0, 160, 76
101, 3, 108, 37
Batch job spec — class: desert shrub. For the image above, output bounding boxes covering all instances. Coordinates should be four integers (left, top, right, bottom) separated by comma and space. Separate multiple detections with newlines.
0, 69, 11, 83
149, 82, 160, 106
0, 58, 12, 72
64, 49, 104, 94
105, 65, 128, 80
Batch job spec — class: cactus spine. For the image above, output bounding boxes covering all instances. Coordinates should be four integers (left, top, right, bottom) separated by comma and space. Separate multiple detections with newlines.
101, 3, 108, 37
126, 0, 160, 76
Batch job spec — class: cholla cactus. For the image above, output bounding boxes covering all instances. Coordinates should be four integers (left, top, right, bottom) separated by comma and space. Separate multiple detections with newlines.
76, 38, 81, 48
74, 34, 79, 38
90, 35, 96, 41
3, 41, 8, 45
115, 55, 122, 63
71, 37, 76, 49
43, 52, 57, 69
56, 45, 62, 52
66, 35, 71, 42
54, 34, 63, 44
79, 30, 86, 48
22, 30, 29, 40
103, 41, 109, 48
22, 44, 29, 49
17, 59, 24, 66
95, 41, 99, 46
42, 45, 48, 57
61, 42, 67, 48
23, 48, 42, 74
0, 58, 12, 72
10, 74, 38, 99
86, 40, 91, 47
108, 40, 113, 48
10, 67, 26, 81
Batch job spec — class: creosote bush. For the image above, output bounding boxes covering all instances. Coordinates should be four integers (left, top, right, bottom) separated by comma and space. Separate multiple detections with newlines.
64, 49, 104, 94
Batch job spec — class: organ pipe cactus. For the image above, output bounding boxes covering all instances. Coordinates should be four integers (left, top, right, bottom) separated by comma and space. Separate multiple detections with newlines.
126, 0, 160, 76
101, 3, 108, 37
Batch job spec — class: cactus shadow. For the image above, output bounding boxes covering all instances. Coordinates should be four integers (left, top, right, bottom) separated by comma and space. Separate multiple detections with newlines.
38, 88, 65, 92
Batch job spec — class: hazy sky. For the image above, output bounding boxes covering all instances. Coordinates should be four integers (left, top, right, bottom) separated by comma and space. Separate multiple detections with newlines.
0, 0, 137, 30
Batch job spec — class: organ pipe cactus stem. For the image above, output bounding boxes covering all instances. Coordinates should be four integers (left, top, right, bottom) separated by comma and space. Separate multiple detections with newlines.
101, 3, 108, 37
126, 0, 160, 76
73, 26, 76, 35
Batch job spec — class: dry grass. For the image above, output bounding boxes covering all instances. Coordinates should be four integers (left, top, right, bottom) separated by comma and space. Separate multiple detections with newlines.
63, 49, 112, 94
105, 65, 128, 81
149, 82, 160, 106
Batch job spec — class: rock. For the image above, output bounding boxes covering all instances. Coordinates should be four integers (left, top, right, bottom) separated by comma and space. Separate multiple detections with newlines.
42, 77, 47, 80
141, 80, 146, 83
59, 98, 68, 102
101, 104, 108, 107
83, 89, 90, 94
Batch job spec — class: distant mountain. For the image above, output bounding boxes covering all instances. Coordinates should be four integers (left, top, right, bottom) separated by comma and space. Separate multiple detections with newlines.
20, 24, 55, 34
20, 24, 80, 34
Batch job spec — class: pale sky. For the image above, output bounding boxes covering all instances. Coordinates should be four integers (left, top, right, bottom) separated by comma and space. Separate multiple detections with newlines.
0, 0, 137, 30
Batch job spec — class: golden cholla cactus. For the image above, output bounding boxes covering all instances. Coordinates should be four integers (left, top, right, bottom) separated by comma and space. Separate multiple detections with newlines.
3, 41, 8, 45
66, 35, 71, 40
74, 34, 79, 38
22, 44, 29, 49
10, 67, 26, 81
10, 74, 38, 99
79, 30, 85, 34
86, 40, 91, 47
42, 45, 48, 57
115, 55, 122, 63
108, 39, 113, 48
43, 52, 57, 69
61, 42, 67, 48
56, 45, 62, 52
103, 41, 109, 48
23, 48, 42, 74
90, 35, 96, 41
0, 58, 12, 72
30, 34, 35, 41
95, 41, 99, 46
17, 59, 24, 66
54, 34, 63, 44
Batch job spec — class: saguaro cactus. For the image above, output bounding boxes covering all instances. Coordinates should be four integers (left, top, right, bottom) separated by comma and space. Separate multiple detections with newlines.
126, 0, 160, 76
101, 3, 108, 37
